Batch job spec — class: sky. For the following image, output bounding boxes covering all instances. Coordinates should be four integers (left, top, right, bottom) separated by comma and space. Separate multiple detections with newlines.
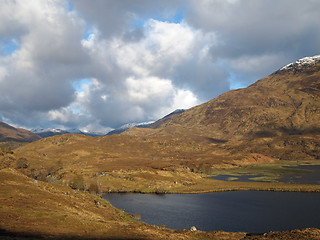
0, 0, 320, 133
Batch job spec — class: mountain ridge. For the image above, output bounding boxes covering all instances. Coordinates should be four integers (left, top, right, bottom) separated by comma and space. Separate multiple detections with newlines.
0, 121, 41, 142
31, 128, 107, 138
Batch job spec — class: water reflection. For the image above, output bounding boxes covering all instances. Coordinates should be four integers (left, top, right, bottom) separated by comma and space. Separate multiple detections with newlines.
281, 165, 320, 184
211, 165, 320, 184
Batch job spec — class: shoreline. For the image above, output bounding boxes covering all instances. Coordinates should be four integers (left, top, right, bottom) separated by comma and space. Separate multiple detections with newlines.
101, 181, 320, 194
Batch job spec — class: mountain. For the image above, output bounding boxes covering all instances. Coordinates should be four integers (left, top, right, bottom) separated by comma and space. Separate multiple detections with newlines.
0, 121, 41, 142
107, 121, 154, 135
31, 128, 69, 138
107, 110, 186, 135
31, 128, 106, 138
157, 55, 320, 140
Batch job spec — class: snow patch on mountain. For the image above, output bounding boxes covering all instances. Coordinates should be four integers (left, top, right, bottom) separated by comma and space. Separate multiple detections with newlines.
118, 121, 155, 130
31, 128, 67, 134
280, 55, 320, 71
31, 128, 108, 137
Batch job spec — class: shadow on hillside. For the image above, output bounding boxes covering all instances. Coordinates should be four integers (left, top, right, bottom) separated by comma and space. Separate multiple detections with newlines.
0, 228, 148, 240
204, 137, 228, 144
252, 127, 320, 138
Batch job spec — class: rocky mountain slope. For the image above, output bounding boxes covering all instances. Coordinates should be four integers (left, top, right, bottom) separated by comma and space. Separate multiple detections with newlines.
157, 55, 320, 141
0, 121, 41, 142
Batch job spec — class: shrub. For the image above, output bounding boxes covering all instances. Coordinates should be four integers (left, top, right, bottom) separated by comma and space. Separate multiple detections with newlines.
155, 187, 167, 194
132, 213, 141, 221
88, 180, 101, 194
70, 175, 85, 191
30, 168, 49, 181
1, 146, 13, 154
16, 158, 28, 169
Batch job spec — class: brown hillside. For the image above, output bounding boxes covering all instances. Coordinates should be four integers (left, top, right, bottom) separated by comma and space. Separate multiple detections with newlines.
0, 121, 41, 142
157, 60, 320, 140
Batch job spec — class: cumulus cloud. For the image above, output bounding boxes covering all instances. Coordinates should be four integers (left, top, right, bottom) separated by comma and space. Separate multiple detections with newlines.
71, 0, 184, 38
186, 0, 320, 81
0, 0, 319, 131
0, 0, 87, 125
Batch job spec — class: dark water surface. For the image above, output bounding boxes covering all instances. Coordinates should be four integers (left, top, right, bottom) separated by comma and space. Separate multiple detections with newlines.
281, 165, 320, 184
211, 174, 263, 182
103, 191, 320, 233
211, 165, 320, 184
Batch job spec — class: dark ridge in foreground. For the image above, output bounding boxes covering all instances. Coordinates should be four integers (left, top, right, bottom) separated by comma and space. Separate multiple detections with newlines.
0, 121, 41, 142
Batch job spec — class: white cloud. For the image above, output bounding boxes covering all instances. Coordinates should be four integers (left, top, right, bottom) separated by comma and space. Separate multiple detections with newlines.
48, 108, 71, 123
172, 89, 199, 110
228, 54, 289, 76
186, 0, 320, 84
126, 76, 173, 104
0, 65, 7, 81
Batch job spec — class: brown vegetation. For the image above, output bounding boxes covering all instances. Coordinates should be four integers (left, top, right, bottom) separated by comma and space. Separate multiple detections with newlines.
0, 121, 41, 142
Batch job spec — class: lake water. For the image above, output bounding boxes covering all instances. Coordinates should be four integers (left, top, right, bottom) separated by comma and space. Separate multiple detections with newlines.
211, 174, 263, 182
281, 165, 320, 184
103, 191, 320, 233
211, 165, 320, 184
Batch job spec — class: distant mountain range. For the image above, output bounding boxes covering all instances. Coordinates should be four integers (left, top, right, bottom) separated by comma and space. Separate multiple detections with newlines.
106, 109, 186, 135
0, 109, 187, 141
31, 128, 107, 138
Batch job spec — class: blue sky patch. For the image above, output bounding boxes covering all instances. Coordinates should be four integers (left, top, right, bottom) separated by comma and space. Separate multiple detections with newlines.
0, 38, 20, 56
65, 0, 74, 12
171, 8, 185, 23
72, 79, 92, 93
228, 71, 247, 90
132, 8, 185, 27
83, 26, 95, 41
